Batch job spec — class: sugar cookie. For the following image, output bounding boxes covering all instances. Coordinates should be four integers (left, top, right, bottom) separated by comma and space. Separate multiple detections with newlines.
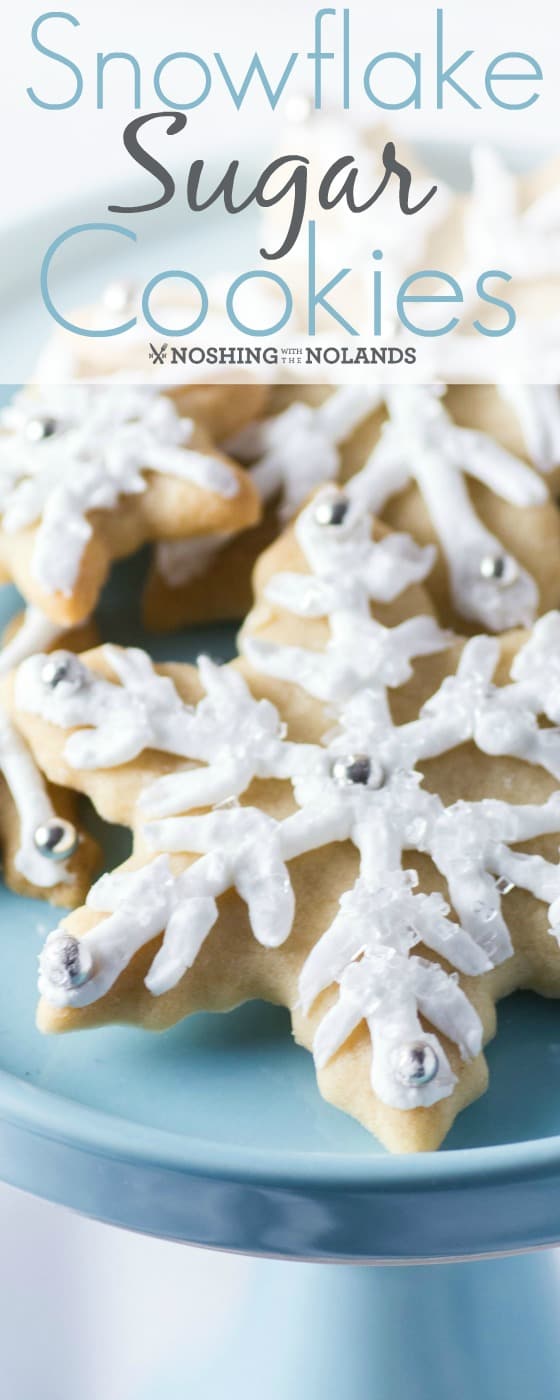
0, 383, 260, 626
7, 494, 560, 1151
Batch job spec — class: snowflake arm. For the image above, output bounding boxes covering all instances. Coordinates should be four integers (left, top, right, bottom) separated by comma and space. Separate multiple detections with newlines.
429, 794, 560, 965
347, 388, 544, 631
242, 611, 451, 704
314, 386, 384, 441
138, 656, 310, 816
403, 440, 539, 632
0, 706, 76, 888
346, 435, 412, 516
417, 632, 560, 780
262, 487, 436, 618
16, 645, 197, 769
39, 854, 222, 1006
509, 613, 560, 722
298, 877, 492, 1018
225, 388, 383, 519
448, 427, 548, 506
144, 807, 295, 948
16, 643, 311, 808
312, 951, 481, 1110
0, 607, 70, 680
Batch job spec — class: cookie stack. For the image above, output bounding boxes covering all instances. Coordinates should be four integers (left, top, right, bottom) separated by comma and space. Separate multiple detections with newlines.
2, 149, 560, 1153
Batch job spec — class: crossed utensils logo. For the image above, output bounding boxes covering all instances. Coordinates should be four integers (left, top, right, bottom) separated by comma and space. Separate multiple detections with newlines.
148, 343, 168, 365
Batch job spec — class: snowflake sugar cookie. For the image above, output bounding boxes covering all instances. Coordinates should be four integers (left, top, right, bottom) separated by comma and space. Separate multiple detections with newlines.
0, 383, 260, 626
7, 492, 560, 1153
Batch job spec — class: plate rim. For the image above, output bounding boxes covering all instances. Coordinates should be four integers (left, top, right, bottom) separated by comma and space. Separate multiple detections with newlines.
2, 1062, 560, 1190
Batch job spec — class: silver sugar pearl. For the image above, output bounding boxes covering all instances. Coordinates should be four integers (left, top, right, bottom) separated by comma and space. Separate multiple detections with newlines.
393, 1041, 439, 1088
34, 818, 79, 863
40, 653, 85, 692
479, 554, 519, 586
41, 933, 92, 990
314, 494, 350, 528
331, 753, 384, 789
24, 416, 58, 443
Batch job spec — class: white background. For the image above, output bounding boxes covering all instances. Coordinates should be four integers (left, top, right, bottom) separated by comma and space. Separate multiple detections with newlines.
0, 1180, 252, 1400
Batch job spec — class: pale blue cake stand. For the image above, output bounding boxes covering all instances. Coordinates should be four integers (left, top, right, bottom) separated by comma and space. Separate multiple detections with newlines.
0, 561, 560, 1400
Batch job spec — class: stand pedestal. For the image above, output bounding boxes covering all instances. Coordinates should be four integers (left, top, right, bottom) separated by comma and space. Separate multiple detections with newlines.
139, 1248, 560, 1400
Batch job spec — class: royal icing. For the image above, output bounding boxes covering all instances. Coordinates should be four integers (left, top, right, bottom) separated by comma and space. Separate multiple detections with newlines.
0, 385, 238, 596
263, 485, 436, 614
0, 704, 76, 888
227, 389, 383, 519
244, 611, 451, 704
138, 656, 312, 817
464, 146, 560, 285
346, 386, 547, 631
0, 606, 86, 888
0, 607, 69, 679
40, 800, 295, 1006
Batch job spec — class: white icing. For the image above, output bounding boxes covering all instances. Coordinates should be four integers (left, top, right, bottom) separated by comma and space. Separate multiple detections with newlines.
0, 706, 74, 888
418, 631, 560, 780
144, 805, 294, 950
0, 607, 85, 888
0, 607, 70, 679
226, 389, 383, 522
262, 486, 436, 617
509, 612, 560, 721
40, 803, 295, 1006
17, 645, 311, 795
299, 872, 490, 1017
347, 387, 546, 631
40, 854, 221, 1005
306, 875, 481, 1110
17, 645, 201, 769
138, 655, 312, 817
0, 386, 238, 595
429, 793, 560, 960
465, 146, 560, 284
243, 610, 451, 704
